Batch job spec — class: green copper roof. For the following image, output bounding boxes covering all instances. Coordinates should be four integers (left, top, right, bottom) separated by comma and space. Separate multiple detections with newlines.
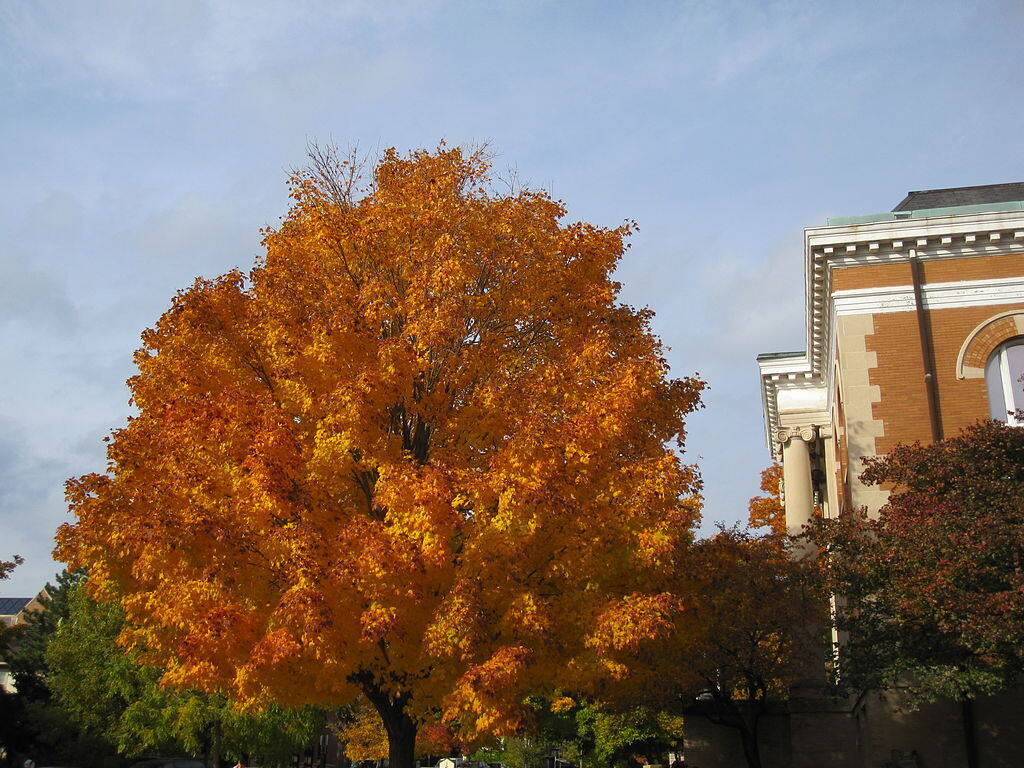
826, 200, 1024, 227
756, 351, 805, 361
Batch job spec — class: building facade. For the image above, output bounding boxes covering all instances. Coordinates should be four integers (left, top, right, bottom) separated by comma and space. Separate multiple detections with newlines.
759, 183, 1024, 537
691, 184, 1024, 768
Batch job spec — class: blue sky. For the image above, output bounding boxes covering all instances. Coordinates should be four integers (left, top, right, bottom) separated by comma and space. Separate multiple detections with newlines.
2, 0, 1023, 593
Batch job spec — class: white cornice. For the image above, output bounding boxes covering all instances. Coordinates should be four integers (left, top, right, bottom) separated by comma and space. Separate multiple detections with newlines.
758, 208, 1024, 454
832, 275, 1024, 316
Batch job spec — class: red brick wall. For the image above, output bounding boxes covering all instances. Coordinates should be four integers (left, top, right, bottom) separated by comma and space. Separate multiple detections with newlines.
832, 253, 1023, 293
832, 254, 1024, 455
865, 304, 1024, 454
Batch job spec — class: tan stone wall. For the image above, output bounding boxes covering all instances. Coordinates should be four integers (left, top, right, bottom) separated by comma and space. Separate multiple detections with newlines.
857, 691, 968, 768
975, 687, 1024, 768
682, 710, 793, 768
835, 314, 887, 513
832, 376, 853, 514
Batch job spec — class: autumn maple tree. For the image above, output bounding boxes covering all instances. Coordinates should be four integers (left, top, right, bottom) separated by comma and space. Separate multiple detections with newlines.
747, 463, 785, 536
56, 145, 704, 768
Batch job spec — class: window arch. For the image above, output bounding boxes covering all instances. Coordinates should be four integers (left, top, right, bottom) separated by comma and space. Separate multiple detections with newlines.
956, 310, 1024, 379
985, 337, 1024, 425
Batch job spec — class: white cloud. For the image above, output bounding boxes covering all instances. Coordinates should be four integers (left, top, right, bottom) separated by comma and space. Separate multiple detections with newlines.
1, 0, 441, 103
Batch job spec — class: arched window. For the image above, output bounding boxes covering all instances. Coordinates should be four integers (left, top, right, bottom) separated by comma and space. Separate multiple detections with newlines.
985, 337, 1024, 425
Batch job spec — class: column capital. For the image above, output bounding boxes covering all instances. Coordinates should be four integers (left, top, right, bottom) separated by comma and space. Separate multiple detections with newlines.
775, 423, 834, 445
775, 425, 819, 445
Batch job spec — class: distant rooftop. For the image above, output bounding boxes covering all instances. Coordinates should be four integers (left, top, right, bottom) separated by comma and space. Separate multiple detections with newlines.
893, 182, 1024, 211
0, 597, 32, 615
826, 181, 1024, 226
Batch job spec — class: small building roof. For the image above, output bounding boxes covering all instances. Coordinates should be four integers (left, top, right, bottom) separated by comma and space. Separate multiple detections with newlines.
892, 182, 1024, 211
0, 597, 33, 615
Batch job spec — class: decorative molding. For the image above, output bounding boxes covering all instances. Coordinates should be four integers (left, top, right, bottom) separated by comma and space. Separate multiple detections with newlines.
774, 423, 826, 449
758, 356, 816, 459
955, 310, 1024, 379
758, 207, 1024, 452
775, 426, 807, 445
832, 276, 1024, 317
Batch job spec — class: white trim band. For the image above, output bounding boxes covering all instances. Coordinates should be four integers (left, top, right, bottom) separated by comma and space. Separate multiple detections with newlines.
832, 275, 1024, 316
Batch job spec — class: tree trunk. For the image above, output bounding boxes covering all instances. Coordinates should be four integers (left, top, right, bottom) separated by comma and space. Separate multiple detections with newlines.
386, 715, 417, 768
705, 694, 763, 768
209, 720, 222, 768
736, 716, 763, 768
362, 681, 418, 768
961, 697, 979, 768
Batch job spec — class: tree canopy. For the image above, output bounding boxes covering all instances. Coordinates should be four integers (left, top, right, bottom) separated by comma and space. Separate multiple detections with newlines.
595, 528, 825, 768
810, 419, 1024, 703
56, 145, 705, 767
0, 554, 20, 582
747, 463, 785, 537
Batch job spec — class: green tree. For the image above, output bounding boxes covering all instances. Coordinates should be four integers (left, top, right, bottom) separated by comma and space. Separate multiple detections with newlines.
472, 699, 683, 768
0, 570, 117, 767
575, 704, 683, 768
46, 582, 324, 768
8, 570, 82, 700
0, 554, 22, 655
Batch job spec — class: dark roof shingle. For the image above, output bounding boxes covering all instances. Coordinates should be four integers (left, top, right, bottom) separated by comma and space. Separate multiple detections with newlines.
0, 597, 32, 615
893, 182, 1024, 211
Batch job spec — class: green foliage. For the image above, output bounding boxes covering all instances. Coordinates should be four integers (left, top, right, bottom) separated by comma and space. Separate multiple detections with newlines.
499, 735, 553, 768
45, 581, 324, 766
8, 570, 83, 700
810, 420, 1024, 704
472, 699, 682, 768
0, 569, 119, 767
575, 704, 683, 768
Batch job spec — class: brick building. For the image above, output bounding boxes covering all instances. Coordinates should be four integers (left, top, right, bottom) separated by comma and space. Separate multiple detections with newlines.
759, 183, 1024, 537
690, 183, 1024, 768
